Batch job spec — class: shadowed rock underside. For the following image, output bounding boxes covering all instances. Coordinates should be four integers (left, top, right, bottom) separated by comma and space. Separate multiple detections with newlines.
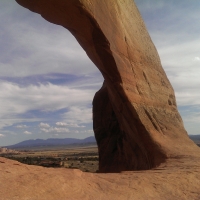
15, 0, 200, 172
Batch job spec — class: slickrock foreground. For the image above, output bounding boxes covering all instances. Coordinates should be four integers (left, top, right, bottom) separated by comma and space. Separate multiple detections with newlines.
15, 0, 200, 172
1, 157, 200, 200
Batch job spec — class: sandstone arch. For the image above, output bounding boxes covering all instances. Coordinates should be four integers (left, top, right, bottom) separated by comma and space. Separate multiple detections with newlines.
16, 0, 200, 172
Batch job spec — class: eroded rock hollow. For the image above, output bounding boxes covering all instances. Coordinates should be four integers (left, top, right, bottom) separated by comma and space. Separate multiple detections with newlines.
16, 0, 199, 172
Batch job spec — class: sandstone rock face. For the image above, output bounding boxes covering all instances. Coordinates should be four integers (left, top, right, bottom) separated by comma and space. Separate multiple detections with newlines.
16, 0, 200, 172
1, 157, 200, 200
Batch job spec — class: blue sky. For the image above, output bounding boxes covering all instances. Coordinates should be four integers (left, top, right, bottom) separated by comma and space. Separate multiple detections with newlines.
0, 0, 200, 146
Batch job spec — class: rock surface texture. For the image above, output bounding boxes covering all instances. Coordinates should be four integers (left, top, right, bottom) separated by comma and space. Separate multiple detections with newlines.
15, 0, 200, 173
1, 157, 200, 200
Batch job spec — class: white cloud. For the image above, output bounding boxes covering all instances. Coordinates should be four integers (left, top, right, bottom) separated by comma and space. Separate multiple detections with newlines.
0, 3, 98, 78
72, 124, 86, 128
74, 130, 93, 134
0, 81, 94, 129
40, 127, 69, 133
62, 107, 92, 124
40, 128, 49, 133
39, 123, 50, 128
0, 118, 42, 131
56, 122, 85, 128
0, 82, 93, 112
16, 125, 27, 128
56, 122, 67, 127
24, 131, 32, 135
194, 57, 200, 61
0, 134, 5, 137
51, 127, 69, 133
175, 91, 200, 106
39, 123, 70, 133
155, 39, 200, 107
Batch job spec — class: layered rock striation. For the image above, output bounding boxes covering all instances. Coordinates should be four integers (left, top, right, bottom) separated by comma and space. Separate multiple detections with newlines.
16, 0, 200, 172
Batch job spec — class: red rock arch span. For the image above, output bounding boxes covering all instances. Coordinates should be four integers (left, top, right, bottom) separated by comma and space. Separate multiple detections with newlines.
16, 0, 199, 172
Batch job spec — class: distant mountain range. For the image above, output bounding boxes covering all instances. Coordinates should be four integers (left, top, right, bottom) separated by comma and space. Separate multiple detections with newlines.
4, 135, 199, 150
5, 136, 96, 149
